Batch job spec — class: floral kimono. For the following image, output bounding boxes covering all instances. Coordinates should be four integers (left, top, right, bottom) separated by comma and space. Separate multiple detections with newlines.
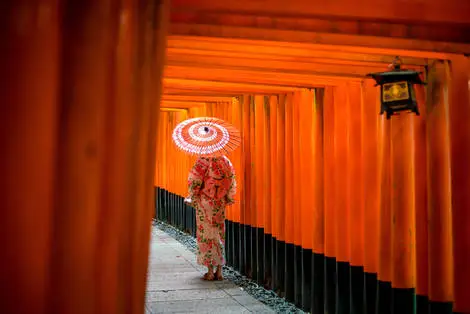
187, 156, 236, 267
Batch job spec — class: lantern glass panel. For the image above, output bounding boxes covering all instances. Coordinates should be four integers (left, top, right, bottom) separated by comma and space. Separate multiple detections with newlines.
382, 81, 410, 102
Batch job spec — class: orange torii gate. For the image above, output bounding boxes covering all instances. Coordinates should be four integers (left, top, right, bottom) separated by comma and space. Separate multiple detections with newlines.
1, 0, 470, 314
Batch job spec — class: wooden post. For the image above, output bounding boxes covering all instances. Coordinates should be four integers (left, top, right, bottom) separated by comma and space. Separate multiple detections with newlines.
292, 91, 302, 306
249, 95, 257, 280
333, 84, 351, 314
284, 92, 295, 302
231, 97, 243, 271
323, 86, 337, 313
390, 113, 416, 314
361, 79, 381, 314
299, 89, 314, 311
275, 94, 286, 294
254, 95, 266, 283
377, 114, 393, 314
0, 1, 60, 313
413, 82, 429, 313
268, 95, 278, 290
0, 1, 169, 314
312, 88, 325, 314
242, 95, 253, 276
448, 56, 470, 314
348, 82, 365, 314
425, 61, 454, 313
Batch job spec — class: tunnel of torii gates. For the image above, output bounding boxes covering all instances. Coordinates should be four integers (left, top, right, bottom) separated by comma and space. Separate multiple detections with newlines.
1, 0, 470, 314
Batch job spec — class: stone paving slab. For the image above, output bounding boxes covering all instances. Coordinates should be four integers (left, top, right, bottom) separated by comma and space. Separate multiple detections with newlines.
146, 229, 275, 314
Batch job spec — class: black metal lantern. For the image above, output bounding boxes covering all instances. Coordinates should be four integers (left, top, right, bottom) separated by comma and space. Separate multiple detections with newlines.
367, 57, 425, 119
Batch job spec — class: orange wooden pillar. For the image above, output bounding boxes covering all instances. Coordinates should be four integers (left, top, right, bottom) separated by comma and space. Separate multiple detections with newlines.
361, 80, 381, 313
248, 95, 258, 279
224, 98, 237, 268
224, 100, 233, 226
292, 91, 303, 306
312, 89, 325, 314
0, 1, 169, 314
348, 82, 365, 313
298, 89, 314, 311
284, 92, 296, 302
155, 110, 171, 224
126, 0, 169, 307
254, 95, 266, 283
260, 95, 272, 287
390, 113, 416, 314
413, 83, 429, 313
268, 95, 278, 290
275, 94, 287, 294
167, 112, 175, 223
174, 110, 188, 195
323, 86, 337, 313
230, 97, 243, 271
161, 112, 169, 190
377, 114, 393, 314
448, 56, 470, 314
333, 85, 352, 314
241, 95, 253, 276
425, 61, 454, 314
0, 2, 60, 313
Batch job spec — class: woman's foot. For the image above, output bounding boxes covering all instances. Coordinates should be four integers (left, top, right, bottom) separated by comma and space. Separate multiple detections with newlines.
202, 272, 215, 281
202, 266, 215, 280
214, 266, 223, 280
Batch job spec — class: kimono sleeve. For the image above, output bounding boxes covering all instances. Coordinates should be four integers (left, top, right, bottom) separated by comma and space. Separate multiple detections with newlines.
225, 160, 237, 205
187, 157, 209, 200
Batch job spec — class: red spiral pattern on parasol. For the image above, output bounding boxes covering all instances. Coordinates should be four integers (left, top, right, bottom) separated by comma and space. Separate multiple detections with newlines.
172, 117, 241, 157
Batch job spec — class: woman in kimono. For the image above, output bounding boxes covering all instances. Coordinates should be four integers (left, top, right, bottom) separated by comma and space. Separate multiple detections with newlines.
185, 155, 236, 281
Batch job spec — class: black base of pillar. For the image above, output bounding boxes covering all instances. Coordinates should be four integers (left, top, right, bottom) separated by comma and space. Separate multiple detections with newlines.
311, 253, 325, 313
325, 256, 337, 314
300, 248, 312, 311
275, 239, 286, 297
392, 287, 415, 314
377, 280, 393, 314
336, 261, 351, 314
350, 265, 365, 314
365, 272, 378, 314
285, 243, 295, 303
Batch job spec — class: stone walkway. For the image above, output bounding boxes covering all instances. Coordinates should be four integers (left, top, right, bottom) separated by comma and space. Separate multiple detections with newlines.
145, 229, 275, 313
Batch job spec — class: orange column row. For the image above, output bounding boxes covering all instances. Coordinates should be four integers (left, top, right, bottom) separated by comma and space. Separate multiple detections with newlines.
154, 67, 470, 313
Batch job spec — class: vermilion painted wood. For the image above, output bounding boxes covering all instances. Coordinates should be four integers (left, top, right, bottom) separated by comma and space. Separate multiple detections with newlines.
426, 61, 454, 304
448, 56, 470, 313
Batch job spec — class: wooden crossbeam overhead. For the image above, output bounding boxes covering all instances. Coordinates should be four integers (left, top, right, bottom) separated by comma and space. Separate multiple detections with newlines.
171, 12, 470, 45
163, 88, 242, 97
163, 78, 300, 94
160, 108, 188, 112
170, 0, 470, 26
165, 54, 422, 77
166, 47, 425, 68
160, 100, 218, 108
169, 24, 470, 55
164, 65, 361, 88
170, 0, 470, 54
161, 95, 234, 102
166, 36, 433, 64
